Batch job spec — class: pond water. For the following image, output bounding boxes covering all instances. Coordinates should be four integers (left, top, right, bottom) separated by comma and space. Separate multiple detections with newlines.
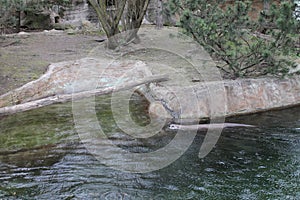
0, 94, 299, 199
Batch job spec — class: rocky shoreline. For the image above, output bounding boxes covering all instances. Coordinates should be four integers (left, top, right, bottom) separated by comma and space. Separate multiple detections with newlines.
1, 27, 300, 120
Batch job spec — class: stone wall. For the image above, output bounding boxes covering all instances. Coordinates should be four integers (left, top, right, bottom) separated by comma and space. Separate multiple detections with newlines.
148, 76, 300, 121
56, 0, 177, 28
17, 0, 99, 31
4, 0, 295, 32
59, 0, 99, 28
145, 0, 177, 25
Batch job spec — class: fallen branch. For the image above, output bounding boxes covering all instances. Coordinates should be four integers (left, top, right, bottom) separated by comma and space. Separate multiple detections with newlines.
0, 75, 169, 116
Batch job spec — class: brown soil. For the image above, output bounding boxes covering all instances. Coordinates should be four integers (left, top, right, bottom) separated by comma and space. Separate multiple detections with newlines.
0, 31, 101, 95
0, 26, 212, 97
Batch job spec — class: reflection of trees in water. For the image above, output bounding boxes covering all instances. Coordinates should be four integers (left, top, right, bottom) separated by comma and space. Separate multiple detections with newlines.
0, 103, 75, 168
227, 106, 300, 128
0, 143, 63, 168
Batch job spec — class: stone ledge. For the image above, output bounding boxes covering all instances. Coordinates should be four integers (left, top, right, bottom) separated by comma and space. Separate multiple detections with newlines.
148, 76, 300, 120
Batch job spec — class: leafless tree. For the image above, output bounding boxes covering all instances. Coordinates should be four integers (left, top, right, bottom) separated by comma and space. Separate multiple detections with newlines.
88, 0, 150, 49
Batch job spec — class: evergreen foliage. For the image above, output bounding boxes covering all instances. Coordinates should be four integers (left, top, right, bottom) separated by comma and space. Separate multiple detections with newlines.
169, 0, 300, 78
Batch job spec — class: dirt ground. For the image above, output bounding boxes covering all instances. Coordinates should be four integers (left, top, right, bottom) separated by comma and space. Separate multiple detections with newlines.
0, 30, 101, 95
0, 26, 215, 96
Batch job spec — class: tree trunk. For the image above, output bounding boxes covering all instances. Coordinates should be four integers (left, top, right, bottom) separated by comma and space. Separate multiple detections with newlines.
16, 10, 21, 32
88, 0, 150, 49
156, 0, 163, 29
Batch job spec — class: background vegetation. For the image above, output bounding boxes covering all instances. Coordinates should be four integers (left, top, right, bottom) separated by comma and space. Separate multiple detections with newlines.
168, 0, 300, 78
1, 0, 299, 78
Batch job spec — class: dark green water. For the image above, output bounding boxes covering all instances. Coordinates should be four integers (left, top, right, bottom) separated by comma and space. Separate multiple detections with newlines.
0, 94, 299, 199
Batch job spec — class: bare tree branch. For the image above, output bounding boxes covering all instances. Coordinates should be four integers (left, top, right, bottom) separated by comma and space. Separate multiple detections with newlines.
0, 75, 169, 116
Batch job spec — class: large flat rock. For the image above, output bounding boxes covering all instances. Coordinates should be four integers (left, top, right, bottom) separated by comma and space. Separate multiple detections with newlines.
148, 76, 300, 121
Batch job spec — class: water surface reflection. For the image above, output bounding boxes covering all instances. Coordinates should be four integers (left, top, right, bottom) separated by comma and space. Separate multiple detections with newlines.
0, 96, 299, 199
